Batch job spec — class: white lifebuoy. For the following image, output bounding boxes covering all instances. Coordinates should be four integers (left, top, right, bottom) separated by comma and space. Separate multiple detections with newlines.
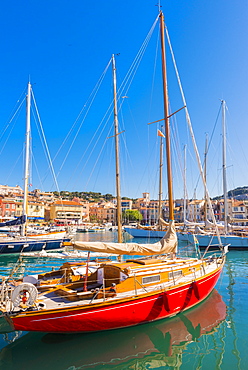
11, 283, 38, 308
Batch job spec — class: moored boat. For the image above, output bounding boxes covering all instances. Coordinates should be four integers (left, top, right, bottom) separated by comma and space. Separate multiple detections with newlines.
0, 10, 227, 334
0, 243, 225, 333
177, 230, 248, 249
178, 101, 248, 250
0, 236, 70, 255
0, 83, 71, 255
124, 226, 166, 238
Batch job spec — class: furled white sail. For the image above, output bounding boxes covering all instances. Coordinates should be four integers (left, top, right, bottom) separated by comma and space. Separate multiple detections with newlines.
73, 221, 177, 255
184, 219, 203, 227
205, 219, 226, 230
195, 226, 209, 234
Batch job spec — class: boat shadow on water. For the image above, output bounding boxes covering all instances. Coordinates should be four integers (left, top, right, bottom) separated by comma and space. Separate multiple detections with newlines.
0, 289, 226, 370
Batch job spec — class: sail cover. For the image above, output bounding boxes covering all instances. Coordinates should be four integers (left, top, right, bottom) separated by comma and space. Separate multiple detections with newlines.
73, 221, 177, 255
159, 217, 170, 227
0, 215, 26, 228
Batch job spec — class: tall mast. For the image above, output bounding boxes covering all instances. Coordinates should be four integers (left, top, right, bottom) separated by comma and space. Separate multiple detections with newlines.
204, 133, 208, 225
183, 144, 187, 224
222, 100, 227, 234
159, 12, 174, 221
112, 54, 122, 243
158, 126, 164, 220
21, 82, 31, 236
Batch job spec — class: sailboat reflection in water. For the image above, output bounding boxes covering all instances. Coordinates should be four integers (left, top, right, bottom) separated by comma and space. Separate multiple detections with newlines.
0, 290, 226, 369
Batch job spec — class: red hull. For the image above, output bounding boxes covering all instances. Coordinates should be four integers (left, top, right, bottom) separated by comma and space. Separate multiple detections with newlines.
11, 266, 223, 333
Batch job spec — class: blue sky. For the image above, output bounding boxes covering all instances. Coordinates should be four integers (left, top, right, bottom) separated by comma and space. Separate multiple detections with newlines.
0, 0, 247, 200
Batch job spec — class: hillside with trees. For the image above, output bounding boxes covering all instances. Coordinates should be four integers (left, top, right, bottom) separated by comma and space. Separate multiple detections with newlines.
213, 186, 248, 200
53, 191, 133, 202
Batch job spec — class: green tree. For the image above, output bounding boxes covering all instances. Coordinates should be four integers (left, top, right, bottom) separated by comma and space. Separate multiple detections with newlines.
90, 214, 98, 223
122, 210, 143, 223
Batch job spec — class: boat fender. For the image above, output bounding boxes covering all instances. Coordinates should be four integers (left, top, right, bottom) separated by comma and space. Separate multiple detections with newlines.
11, 283, 38, 308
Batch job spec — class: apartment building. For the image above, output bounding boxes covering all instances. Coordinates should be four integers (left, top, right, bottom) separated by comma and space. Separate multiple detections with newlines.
89, 202, 116, 224
49, 200, 84, 223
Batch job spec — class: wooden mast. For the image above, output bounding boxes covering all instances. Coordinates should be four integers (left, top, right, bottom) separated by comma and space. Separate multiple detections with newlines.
158, 126, 164, 220
21, 82, 31, 236
221, 100, 228, 234
159, 12, 174, 221
183, 144, 187, 224
204, 133, 208, 226
112, 54, 122, 243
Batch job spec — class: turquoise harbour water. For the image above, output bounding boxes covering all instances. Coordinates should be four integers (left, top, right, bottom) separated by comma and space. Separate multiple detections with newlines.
0, 232, 247, 369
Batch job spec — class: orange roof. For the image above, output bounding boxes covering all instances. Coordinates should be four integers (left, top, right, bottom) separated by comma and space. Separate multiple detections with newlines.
232, 200, 245, 206
2, 199, 17, 204
189, 199, 204, 205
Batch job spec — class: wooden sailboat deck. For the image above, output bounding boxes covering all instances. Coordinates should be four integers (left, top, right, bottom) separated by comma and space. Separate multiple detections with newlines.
35, 257, 220, 311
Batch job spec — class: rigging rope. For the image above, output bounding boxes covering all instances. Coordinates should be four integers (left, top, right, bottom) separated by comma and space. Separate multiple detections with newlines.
68, 17, 160, 189
57, 58, 113, 177
0, 90, 26, 142
0, 97, 26, 156
31, 89, 61, 194
117, 15, 160, 111
165, 26, 223, 248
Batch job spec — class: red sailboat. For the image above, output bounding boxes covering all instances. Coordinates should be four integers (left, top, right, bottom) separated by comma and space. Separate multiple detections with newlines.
0, 11, 226, 333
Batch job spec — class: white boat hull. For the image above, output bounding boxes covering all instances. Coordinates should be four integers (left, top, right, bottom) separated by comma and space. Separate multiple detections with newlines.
177, 231, 248, 249
26, 231, 67, 239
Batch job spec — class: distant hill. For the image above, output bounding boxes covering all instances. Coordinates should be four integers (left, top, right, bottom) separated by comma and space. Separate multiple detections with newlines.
213, 186, 248, 200
52, 191, 133, 202
53, 187, 248, 202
